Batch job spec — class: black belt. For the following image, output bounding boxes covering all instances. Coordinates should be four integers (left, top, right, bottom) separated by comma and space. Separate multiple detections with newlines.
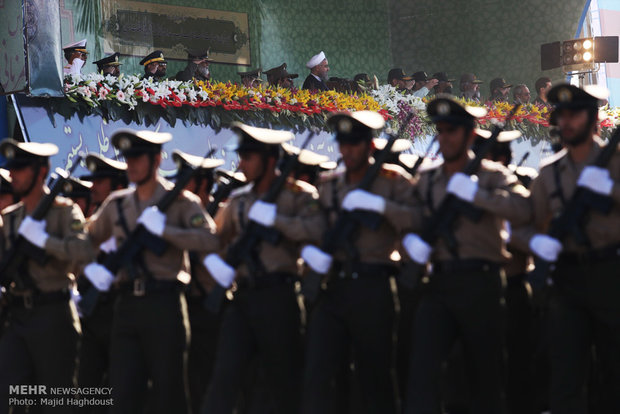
432, 259, 501, 275
235, 272, 295, 291
558, 242, 620, 265
9, 289, 70, 309
332, 261, 396, 280
119, 279, 185, 296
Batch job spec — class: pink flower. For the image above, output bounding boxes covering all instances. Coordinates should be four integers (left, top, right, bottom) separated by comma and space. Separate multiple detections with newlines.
98, 88, 109, 99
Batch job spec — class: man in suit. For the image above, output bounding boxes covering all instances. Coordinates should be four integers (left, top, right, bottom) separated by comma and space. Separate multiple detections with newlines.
302, 51, 329, 91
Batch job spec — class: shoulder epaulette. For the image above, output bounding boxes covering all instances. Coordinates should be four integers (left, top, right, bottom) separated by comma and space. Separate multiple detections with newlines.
539, 148, 567, 170
53, 195, 74, 207
286, 178, 317, 194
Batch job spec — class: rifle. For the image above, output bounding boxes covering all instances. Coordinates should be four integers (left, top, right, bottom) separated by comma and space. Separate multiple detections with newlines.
301, 114, 414, 304
0, 156, 84, 289
398, 104, 521, 290
204, 130, 316, 313
527, 126, 620, 289
206, 170, 246, 217
79, 148, 217, 317
399, 136, 437, 177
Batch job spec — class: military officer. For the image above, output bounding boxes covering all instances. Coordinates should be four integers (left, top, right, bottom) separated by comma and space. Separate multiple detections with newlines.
140, 51, 167, 81
400, 97, 531, 414
171, 149, 224, 414
93, 52, 122, 77
238, 68, 263, 89
265, 63, 299, 89
174, 50, 212, 82
524, 84, 620, 414
79, 153, 128, 216
201, 123, 325, 414
86, 129, 220, 413
300, 111, 415, 414
0, 139, 94, 412
63, 39, 88, 76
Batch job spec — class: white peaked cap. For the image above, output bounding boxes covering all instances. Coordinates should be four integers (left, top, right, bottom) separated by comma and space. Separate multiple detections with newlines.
306, 51, 326, 69
63, 39, 87, 50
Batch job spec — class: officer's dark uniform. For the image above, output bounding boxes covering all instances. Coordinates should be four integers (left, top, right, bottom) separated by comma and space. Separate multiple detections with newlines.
140, 51, 167, 81
0, 140, 94, 413
171, 150, 225, 414
175, 50, 211, 82
525, 84, 620, 414
87, 130, 220, 413
75, 153, 128, 413
301, 112, 415, 414
403, 98, 531, 414
93, 52, 122, 77
202, 123, 325, 414
0, 168, 17, 211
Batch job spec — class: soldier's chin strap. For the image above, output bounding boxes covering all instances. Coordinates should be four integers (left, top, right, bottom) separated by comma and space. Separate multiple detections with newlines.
136, 153, 158, 187
22, 163, 43, 198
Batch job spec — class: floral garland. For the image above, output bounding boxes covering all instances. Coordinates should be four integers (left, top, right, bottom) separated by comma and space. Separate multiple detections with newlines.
45, 74, 618, 142
55, 73, 389, 131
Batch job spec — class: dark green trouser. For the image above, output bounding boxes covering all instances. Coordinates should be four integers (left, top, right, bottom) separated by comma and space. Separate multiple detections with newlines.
76, 298, 114, 414
109, 290, 190, 414
186, 296, 220, 414
405, 267, 504, 414
548, 256, 620, 414
0, 298, 80, 414
202, 282, 302, 414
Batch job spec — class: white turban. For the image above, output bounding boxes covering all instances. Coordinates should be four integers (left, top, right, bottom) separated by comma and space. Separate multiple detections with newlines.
306, 51, 326, 69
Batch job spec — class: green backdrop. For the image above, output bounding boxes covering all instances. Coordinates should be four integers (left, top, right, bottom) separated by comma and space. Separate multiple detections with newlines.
59, 0, 585, 95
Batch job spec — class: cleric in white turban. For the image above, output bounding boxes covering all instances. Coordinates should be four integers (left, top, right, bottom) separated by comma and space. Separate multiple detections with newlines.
302, 51, 329, 91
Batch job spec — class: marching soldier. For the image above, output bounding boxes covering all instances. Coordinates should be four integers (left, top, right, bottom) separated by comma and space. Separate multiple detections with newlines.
524, 84, 620, 414
140, 51, 167, 81
0, 140, 93, 412
79, 153, 128, 216
171, 149, 225, 414
300, 111, 415, 414
201, 123, 325, 414
400, 97, 531, 414
86, 129, 219, 413
75, 154, 128, 413
93, 52, 122, 78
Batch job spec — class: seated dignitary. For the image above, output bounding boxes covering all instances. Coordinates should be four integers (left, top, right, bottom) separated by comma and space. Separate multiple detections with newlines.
201, 123, 325, 414
93, 52, 122, 78
140, 50, 167, 81
300, 111, 415, 414
400, 97, 531, 414
303, 51, 329, 91
175, 50, 212, 82
85, 129, 219, 414
0, 139, 94, 410
63, 39, 88, 76
265, 63, 299, 89
238, 68, 263, 88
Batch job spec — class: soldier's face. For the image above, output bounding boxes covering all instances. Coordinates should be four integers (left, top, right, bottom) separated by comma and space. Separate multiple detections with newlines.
556, 109, 595, 146
436, 122, 473, 162
238, 152, 266, 182
340, 141, 371, 173
9, 165, 36, 196
90, 177, 113, 204
126, 153, 160, 184
103, 66, 120, 77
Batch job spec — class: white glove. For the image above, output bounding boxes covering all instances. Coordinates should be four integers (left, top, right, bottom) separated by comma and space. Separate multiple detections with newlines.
100, 236, 117, 253
70, 286, 83, 318
18, 217, 49, 249
248, 200, 277, 227
402, 233, 432, 264
69, 58, 84, 75
203, 253, 236, 288
342, 189, 386, 213
301, 245, 333, 275
84, 262, 115, 292
137, 206, 166, 236
447, 172, 479, 202
529, 234, 563, 262
577, 166, 613, 195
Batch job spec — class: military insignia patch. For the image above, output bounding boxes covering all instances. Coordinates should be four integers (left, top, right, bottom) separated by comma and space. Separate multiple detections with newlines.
190, 214, 206, 228
71, 220, 84, 232
558, 87, 572, 102
437, 102, 450, 116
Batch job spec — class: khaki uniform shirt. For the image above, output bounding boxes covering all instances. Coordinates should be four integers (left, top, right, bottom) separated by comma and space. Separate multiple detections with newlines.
412, 156, 531, 263
87, 176, 219, 283
214, 179, 324, 279
318, 164, 416, 265
526, 137, 620, 252
0, 196, 93, 293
